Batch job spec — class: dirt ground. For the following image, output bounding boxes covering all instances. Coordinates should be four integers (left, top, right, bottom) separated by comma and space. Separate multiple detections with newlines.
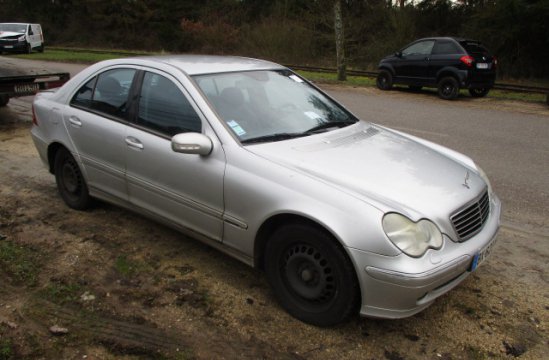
0, 96, 548, 360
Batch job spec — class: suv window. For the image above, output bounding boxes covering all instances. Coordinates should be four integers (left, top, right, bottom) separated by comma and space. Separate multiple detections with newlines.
70, 68, 136, 120
402, 40, 435, 56
432, 41, 462, 55
459, 41, 489, 55
137, 72, 201, 136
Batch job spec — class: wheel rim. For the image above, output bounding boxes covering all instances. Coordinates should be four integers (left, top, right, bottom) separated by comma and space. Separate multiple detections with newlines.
378, 75, 387, 88
442, 82, 455, 97
61, 158, 82, 195
282, 244, 336, 305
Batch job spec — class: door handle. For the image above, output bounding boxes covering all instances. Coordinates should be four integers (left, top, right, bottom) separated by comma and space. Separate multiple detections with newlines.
125, 136, 144, 150
68, 116, 82, 127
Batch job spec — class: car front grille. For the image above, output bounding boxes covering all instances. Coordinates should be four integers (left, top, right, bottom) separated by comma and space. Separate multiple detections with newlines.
450, 189, 490, 241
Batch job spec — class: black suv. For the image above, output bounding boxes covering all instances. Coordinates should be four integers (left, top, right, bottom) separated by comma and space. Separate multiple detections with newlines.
377, 37, 496, 100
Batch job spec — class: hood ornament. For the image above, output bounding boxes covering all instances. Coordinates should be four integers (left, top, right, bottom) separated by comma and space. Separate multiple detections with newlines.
462, 171, 470, 189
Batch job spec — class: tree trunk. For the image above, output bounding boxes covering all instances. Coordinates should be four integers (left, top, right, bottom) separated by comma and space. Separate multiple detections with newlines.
334, 0, 346, 81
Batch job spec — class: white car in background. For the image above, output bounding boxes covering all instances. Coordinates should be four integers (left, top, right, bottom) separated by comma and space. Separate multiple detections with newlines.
0, 23, 44, 53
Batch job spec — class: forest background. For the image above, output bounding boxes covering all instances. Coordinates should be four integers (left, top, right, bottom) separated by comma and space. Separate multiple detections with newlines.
1, 0, 548, 79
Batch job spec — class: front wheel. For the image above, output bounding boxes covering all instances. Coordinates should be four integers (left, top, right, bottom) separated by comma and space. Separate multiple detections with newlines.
376, 70, 393, 90
437, 77, 459, 100
54, 148, 92, 210
469, 88, 490, 98
264, 223, 360, 327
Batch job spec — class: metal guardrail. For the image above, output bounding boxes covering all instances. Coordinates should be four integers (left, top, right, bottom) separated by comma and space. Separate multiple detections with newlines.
287, 64, 549, 104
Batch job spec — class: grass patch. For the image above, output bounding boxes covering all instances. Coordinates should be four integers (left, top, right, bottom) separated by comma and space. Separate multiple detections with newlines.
39, 283, 83, 305
115, 255, 149, 278
296, 70, 376, 87
0, 338, 14, 360
0, 240, 41, 287
10, 49, 130, 63
9, 47, 159, 64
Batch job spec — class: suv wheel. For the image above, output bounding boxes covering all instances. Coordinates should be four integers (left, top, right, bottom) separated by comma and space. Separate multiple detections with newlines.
376, 70, 393, 90
437, 77, 459, 100
469, 88, 489, 98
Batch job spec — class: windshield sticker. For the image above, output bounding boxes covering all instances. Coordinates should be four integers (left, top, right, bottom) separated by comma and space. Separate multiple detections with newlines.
304, 111, 322, 120
289, 74, 304, 83
227, 120, 246, 136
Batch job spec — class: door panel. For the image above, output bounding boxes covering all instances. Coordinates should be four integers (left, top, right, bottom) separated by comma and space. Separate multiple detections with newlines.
63, 106, 128, 200
125, 71, 225, 241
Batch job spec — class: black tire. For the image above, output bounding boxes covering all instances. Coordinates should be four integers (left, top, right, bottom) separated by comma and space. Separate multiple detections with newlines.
0, 94, 9, 107
408, 85, 422, 91
437, 76, 459, 100
25, 43, 32, 54
54, 148, 92, 210
469, 88, 490, 98
38, 44, 44, 53
264, 223, 360, 327
376, 70, 393, 90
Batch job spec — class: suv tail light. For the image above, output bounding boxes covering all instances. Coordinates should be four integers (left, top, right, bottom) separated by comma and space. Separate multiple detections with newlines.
32, 104, 38, 126
460, 55, 474, 67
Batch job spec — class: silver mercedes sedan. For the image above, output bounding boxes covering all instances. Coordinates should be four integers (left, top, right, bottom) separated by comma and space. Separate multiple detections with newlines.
31, 55, 500, 326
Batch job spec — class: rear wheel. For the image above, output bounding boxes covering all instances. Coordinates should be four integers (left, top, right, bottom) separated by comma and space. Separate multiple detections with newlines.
469, 88, 490, 98
38, 44, 44, 53
376, 70, 393, 90
54, 148, 92, 210
264, 223, 360, 327
437, 77, 459, 100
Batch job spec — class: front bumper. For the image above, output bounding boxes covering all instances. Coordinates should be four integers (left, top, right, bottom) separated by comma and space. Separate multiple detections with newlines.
0, 41, 27, 52
350, 193, 501, 319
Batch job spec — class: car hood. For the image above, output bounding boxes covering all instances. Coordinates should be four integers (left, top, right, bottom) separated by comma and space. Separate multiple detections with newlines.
0, 31, 23, 38
247, 122, 486, 230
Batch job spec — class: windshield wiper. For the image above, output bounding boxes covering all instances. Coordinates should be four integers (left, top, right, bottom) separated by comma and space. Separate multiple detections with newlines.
241, 132, 309, 144
304, 120, 358, 134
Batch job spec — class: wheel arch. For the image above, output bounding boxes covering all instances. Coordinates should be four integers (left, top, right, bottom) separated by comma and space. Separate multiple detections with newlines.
254, 213, 345, 271
436, 67, 463, 84
47, 142, 69, 174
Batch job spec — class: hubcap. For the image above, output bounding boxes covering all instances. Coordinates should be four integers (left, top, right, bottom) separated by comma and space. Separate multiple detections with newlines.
282, 244, 335, 304
62, 160, 80, 194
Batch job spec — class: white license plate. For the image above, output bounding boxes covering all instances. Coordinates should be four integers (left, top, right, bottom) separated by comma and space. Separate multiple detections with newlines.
470, 236, 497, 271
14, 83, 39, 94
476, 63, 489, 69
4, 45, 13, 49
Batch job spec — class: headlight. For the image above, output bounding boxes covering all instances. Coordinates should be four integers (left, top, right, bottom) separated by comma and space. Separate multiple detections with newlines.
475, 164, 493, 195
17, 35, 25, 42
382, 213, 443, 257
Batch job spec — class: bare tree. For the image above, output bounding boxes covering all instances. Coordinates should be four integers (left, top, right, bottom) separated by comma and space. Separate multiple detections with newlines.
334, 0, 346, 81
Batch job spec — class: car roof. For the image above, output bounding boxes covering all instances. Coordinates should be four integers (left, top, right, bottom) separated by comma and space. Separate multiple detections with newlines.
131, 55, 286, 76
415, 36, 480, 43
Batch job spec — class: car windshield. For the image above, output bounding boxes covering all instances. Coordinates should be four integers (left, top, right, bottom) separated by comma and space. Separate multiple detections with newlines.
0, 24, 26, 33
193, 70, 358, 143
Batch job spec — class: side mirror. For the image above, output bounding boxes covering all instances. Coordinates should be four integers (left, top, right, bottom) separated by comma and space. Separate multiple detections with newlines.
171, 132, 213, 156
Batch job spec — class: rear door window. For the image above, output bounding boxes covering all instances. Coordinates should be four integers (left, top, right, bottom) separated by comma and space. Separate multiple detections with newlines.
70, 68, 137, 120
